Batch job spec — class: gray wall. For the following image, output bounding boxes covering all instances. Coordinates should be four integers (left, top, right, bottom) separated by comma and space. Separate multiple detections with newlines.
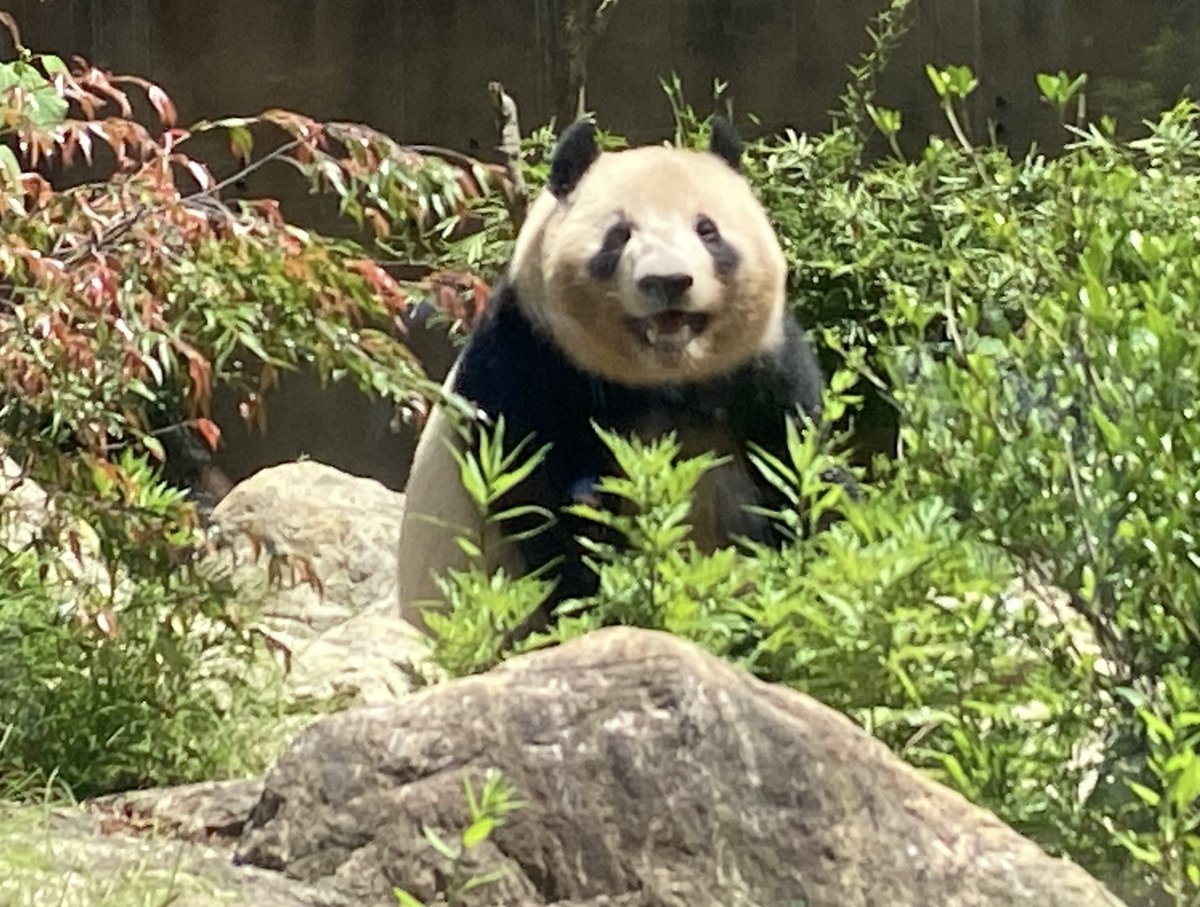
8, 1, 1166, 153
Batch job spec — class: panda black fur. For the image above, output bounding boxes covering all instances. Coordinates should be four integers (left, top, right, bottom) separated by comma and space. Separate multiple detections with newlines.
399, 118, 832, 639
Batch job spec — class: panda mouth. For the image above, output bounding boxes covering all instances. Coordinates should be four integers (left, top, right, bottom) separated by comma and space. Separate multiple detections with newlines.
627, 310, 712, 350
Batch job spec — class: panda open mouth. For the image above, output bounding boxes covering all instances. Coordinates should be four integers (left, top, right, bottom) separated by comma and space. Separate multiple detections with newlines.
627, 310, 712, 350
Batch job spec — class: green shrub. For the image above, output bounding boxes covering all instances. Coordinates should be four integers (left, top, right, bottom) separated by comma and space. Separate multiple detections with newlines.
413, 13, 1200, 901
0, 455, 279, 796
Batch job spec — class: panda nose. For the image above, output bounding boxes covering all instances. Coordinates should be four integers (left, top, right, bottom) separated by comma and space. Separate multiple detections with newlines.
638, 273, 694, 307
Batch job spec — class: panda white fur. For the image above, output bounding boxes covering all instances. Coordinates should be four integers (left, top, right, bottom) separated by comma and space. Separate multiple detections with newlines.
398, 117, 830, 639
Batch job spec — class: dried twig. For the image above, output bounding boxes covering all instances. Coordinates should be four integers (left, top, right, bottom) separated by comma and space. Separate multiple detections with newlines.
488, 80, 528, 230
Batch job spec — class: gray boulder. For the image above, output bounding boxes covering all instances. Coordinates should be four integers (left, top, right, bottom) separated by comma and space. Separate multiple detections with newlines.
236, 627, 1124, 907
209, 460, 435, 706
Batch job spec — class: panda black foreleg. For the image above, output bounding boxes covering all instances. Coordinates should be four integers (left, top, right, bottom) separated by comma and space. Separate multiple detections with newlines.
732, 318, 863, 539
493, 462, 623, 645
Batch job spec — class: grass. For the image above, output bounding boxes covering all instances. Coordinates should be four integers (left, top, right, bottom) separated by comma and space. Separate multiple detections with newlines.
0, 796, 237, 907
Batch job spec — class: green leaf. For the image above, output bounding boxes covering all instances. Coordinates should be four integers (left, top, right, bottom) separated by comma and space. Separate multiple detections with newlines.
0, 60, 68, 127
141, 434, 166, 463
0, 144, 21, 186
1140, 710, 1175, 745
1113, 831, 1162, 865
925, 64, 949, 99
1128, 781, 1161, 808
421, 825, 459, 861
940, 754, 972, 793
228, 125, 255, 163
1035, 72, 1060, 102
462, 816, 495, 849
39, 54, 69, 77
1170, 754, 1200, 808
391, 889, 427, 907
460, 868, 508, 891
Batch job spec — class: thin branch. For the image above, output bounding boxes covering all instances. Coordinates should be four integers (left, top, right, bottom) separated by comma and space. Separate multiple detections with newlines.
61, 137, 304, 267
185, 136, 302, 202
488, 80, 528, 230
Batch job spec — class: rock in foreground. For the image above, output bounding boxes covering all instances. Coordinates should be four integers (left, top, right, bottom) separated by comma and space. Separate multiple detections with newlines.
236, 627, 1124, 907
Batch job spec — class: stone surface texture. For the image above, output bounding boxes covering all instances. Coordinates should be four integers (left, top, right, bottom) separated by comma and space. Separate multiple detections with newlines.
236, 627, 1125, 907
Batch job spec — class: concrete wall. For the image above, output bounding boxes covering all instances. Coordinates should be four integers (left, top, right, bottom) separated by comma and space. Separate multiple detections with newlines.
2, 0, 1173, 489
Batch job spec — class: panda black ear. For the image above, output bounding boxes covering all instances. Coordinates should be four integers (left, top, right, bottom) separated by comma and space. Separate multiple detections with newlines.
709, 116, 742, 171
549, 119, 599, 199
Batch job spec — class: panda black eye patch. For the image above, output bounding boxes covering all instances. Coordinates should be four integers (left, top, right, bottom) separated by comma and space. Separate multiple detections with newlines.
587, 221, 632, 280
696, 214, 740, 276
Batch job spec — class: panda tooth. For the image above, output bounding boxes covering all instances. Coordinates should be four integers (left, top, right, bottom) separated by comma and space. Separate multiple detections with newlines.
645, 323, 659, 344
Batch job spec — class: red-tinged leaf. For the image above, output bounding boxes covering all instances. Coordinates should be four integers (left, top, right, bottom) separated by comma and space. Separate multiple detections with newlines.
102, 125, 125, 165
455, 169, 484, 199
74, 88, 97, 119
366, 207, 390, 239
183, 348, 213, 409
80, 68, 133, 118
428, 270, 491, 330
258, 364, 279, 394
67, 529, 84, 565
139, 294, 166, 328
23, 134, 40, 170
195, 417, 221, 451
73, 195, 108, 241
59, 128, 77, 167
181, 157, 215, 191
261, 108, 322, 144
348, 258, 406, 309
76, 126, 93, 165
147, 82, 177, 127
251, 197, 283, 225
469, 275, 490, 322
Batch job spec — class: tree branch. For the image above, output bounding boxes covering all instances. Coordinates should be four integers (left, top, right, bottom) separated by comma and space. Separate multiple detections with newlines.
487, 80, 528, 230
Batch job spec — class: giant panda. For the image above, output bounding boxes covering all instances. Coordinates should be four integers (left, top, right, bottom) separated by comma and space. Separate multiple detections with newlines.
398, 117, 837, 640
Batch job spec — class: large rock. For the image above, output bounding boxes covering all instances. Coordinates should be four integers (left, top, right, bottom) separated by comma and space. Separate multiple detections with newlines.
236, 627, 1124, 907
209, 460, 434, 705
0, 453, 122, 598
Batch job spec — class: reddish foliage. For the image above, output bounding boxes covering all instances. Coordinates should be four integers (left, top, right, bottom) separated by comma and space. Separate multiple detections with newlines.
347, 259, 409, 313
194, 417, 221, 451
427, 269, 493, 332
0, 33, 509, 473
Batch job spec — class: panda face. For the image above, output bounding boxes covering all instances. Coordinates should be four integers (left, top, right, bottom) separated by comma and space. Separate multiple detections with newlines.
511, 144, 787, 387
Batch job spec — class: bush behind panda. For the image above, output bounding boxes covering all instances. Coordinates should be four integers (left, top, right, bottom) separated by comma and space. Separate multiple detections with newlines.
399, 117, 842, 641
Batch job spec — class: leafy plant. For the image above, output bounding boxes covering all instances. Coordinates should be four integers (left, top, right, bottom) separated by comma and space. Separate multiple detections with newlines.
0, 16, 511, 798
0, 452, 283, 796
794, 55, 1200, 902
413, 32, 1200, 904
392, 769, 526, 907
1112, 674, 1200, 907
1037, 69, 1090, 124
419, 416, 556, 676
